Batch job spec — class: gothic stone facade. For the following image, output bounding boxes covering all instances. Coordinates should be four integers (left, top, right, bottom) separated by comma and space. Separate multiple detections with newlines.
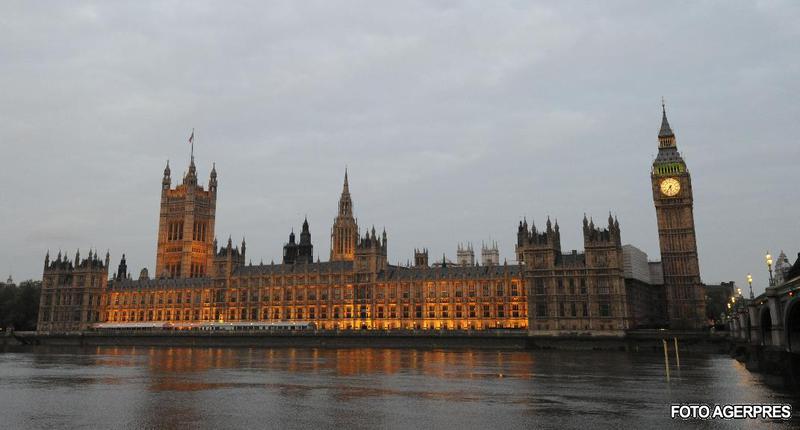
517, 216, 633, 333
37, 109, 702, 333
38, 250, 109, 332
651, 106, 706, 329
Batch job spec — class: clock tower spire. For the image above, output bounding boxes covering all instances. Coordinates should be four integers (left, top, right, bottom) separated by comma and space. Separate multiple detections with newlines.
651, 103, 705, 329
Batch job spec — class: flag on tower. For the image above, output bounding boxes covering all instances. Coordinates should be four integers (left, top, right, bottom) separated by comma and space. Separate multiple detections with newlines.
189, 129, 194, 144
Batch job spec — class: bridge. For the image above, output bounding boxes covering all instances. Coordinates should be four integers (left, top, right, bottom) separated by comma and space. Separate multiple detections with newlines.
728, 273, 800, 385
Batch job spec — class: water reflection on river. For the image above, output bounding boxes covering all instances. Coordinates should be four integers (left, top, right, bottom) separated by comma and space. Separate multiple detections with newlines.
0, 346, 797, 429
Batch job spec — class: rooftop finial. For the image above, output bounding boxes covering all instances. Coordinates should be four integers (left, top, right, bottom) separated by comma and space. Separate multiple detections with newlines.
659, 98, 674, 138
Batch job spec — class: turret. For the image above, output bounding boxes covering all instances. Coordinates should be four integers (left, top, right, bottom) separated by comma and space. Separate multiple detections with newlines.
213, 236, 245, 278
482, 241, 500, 266
297, 218, 313, 264
184, 155, 198, 187
414, 248, 429, 267
116, 254, 128, 280
162, 160, 171, 191
457, 242, 475, 266
583, 213, 621, 246
283, 228, 299, 264
516, 217, 561, 270
209, 162, 217, 192
354, 226, 388, 274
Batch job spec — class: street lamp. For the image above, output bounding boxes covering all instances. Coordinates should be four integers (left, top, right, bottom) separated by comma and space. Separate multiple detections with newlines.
747, 273, 754, 299
766, 251, 774, 287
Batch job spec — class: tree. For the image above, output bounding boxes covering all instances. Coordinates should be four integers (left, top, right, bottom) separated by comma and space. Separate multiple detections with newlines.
0, 280, 41, 331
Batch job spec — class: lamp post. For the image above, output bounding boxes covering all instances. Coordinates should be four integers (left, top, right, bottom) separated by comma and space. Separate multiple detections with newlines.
766, 251, 774, 287
747, 273, 754, 299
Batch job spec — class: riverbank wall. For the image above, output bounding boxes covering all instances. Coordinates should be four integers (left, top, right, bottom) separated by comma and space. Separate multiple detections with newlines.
730, 341, 800, 388
10, 330, 728, 353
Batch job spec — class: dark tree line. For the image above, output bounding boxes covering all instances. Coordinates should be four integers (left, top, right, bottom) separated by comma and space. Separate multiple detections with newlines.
0, 280, 40, 331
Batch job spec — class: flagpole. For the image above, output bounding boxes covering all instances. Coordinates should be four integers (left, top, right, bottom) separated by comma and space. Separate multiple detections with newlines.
191, 128, 195, 160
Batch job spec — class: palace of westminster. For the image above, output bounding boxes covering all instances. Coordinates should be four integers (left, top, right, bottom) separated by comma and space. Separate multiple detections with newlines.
37, 107, 707, 334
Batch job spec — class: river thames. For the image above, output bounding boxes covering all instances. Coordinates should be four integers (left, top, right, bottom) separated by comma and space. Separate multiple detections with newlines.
0, 346, 796, 429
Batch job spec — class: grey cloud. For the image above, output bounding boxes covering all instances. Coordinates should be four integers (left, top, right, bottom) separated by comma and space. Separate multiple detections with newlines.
1, 1, 798, 297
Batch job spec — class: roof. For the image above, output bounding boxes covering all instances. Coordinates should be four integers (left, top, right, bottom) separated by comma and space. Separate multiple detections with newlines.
377, 264, 520, 281
659, 106, 674, 138
654, 146, 685, 165
110, 277, 213, 290
234, 260, 354, 276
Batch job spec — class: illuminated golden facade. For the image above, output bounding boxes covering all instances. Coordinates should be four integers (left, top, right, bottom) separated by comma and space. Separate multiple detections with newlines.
39, 109, 691, 334
155, 157, 217, 279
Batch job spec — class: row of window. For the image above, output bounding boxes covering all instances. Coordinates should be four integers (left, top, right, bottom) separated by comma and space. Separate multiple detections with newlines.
43, 293, 101, 307
109, 286, 525, 306
166, 220, 209, 241
533, 301, 612, 318
40, 309, 99, 323
107, 303, 526, 323
532, 278, 614, 296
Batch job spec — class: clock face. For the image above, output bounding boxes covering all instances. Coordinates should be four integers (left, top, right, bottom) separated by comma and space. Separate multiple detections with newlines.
660, 177, 681, 197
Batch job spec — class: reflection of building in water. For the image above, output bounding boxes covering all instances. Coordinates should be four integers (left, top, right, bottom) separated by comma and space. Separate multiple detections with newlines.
37, 111, 698, 335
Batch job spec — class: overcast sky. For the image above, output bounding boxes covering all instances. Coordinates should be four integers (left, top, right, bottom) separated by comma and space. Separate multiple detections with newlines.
1, 1, 798, 295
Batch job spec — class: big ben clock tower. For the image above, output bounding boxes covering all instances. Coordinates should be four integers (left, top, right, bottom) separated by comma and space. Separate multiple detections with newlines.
651, 103, 706, 330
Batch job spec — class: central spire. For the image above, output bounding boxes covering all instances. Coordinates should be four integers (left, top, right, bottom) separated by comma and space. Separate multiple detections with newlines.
657, 99, 677, 149
338, 168, 353, 217
331, 168, 358, 261
659, 99, 674, 138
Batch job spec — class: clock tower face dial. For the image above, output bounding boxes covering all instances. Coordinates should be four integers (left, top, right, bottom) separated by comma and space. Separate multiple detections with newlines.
660, 177, 681, 197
